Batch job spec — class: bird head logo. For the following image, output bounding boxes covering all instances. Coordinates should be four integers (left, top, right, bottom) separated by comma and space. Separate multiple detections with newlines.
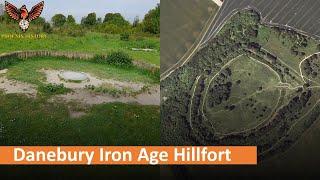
5, 1, 45, 32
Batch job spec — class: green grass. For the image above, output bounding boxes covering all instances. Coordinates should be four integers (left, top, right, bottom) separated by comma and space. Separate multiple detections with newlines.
38, 83, 72, 96
257, 25, 319, 72
5, 56, 159, 87
205, 55, 281, 134
0, 93, 160, 145
0, 24, 160, 66
0, 24, 160, 146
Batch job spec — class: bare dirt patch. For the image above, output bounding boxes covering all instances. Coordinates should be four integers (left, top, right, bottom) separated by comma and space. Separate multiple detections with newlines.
41, 69, 160, 106
0, 68, 160, 106
40, 69, 145, 91
53, 85, 160, 106
0, 73, 37, 97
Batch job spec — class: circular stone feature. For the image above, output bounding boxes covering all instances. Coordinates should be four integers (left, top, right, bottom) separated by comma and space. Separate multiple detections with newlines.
58, 71, 89, 82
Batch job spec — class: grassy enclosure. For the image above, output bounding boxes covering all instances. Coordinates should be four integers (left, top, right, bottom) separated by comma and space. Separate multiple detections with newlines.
0, 3, 160, 145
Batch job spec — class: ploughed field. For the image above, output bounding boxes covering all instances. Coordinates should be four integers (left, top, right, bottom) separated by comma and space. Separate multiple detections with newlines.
160, 0, 219, 73
161, 9, 320, 160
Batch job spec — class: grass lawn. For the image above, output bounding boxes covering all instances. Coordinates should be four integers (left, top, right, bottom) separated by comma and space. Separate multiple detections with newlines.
205, 55, 281, 134
5, 56, 159, 86
0, 93, 160, 145
0, 24, 160, 66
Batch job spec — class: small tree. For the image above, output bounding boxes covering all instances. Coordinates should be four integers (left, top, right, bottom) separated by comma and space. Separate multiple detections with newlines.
82, 13, 97, 26
51, 14, 66, 27
43, 22, 53, 33
142, 4, 160, 34
103, 13, 130, 26
66, 15, 76, 24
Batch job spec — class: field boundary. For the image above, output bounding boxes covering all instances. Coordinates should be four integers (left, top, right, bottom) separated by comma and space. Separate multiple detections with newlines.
0, 50, 159, 72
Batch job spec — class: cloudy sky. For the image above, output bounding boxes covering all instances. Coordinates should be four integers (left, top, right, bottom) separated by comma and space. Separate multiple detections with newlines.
1, 0, 159, 22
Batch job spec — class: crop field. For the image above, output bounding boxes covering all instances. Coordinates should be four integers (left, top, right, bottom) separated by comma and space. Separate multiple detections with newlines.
160, 0, 218, 73
161, 9, 320, 162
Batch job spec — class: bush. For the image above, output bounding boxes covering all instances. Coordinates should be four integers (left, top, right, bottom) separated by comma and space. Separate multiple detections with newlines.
42, 23, 53, 33
105, 51, 133, 67
0, 57, 22, 70
38, 83, 71, 95
67, 28, 86, 37
93, 53, 133, 67
96, 23, 131, 34
52, 25, 86, 37
120, 32, 130, 41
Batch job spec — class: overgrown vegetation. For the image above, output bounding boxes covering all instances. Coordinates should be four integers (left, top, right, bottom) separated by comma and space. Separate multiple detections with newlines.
38, 83, 71, 96
162, 9, 320, 161
105, 51, 133, 67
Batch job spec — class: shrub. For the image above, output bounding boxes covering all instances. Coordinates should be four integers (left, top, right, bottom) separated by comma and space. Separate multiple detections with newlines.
120, 32, 130, 41
52, 25, 86, 37
93, 53, 134, 67
106, 51, 133, 67
42, 22, 53, 33
0, 57, 22, 70
38, 83, 71, 95
67, 28, 86, 37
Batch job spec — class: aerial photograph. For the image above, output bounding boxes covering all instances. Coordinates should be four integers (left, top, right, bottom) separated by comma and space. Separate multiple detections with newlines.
161, 0, 320, 177
0, 0, 160, 146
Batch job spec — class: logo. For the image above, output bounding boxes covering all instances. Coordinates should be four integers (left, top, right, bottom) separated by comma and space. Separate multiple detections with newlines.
5, 1, 44, 32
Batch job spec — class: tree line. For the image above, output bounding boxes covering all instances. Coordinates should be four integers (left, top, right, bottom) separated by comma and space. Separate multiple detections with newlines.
0, 4, 159, 35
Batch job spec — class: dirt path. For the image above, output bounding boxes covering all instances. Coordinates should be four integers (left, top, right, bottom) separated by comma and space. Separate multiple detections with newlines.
53, 85, 160, 106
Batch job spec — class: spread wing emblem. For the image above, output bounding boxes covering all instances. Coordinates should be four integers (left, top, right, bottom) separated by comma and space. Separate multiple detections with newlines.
28, 1, 45, 21
4, 1, 20, 21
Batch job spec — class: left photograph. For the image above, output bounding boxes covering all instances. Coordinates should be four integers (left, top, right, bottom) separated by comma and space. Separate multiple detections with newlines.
0, 0, 160, 146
